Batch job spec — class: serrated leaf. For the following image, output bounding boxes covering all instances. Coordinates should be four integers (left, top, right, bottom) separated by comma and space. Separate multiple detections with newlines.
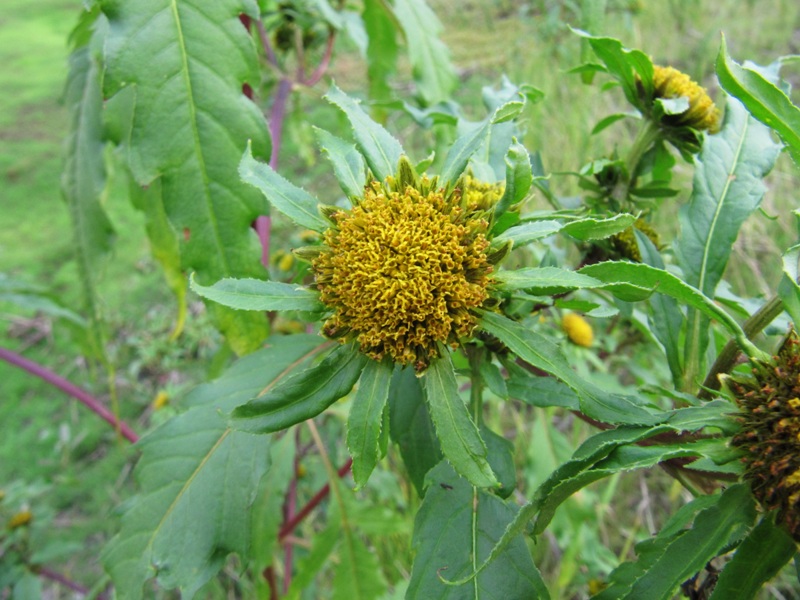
233, 342, 367, 434
325, 84, 404, 182
561, 213, 636, 241
421, 353, 498, 488
102, 335, 322, 599
347, 358, 393, 488
709, 517, 797, 600
102, 0, 271, 354
407, 462, 548, 600
494, 267, 602, 295
491, 101, 525, 124
388, 366, 443, 496
479, 311, 661, 425
492, 220, 563, 248
624, 484, 756, 600
391, 0, 457, 106
190, 275, 323, 312
717, 37, 800, 166
314, 127, 367, 199
239, 144, 329, 232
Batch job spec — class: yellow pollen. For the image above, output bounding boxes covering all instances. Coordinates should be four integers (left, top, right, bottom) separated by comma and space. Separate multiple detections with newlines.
313, 181, 492, 369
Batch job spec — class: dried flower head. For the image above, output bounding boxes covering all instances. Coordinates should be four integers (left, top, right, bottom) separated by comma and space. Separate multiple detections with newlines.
729, 331, 800, 542
313, 166, 494, 370
651, 65, 721, 133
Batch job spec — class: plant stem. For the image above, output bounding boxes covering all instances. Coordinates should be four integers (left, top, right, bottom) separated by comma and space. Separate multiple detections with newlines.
0, 347, 138, 443
37, 567, 89, 595
698, 294, 785, 399
306, 420, 350, 529
611, 119, 661, 205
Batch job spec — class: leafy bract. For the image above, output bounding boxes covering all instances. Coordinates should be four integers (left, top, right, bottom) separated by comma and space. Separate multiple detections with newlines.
233, 342, 366, 434
422, 352, 498, 488
102, 0, 271, 354
347, 358, 393, 488
407, 462, 548, 600
314, 127, 367, 200
717, 37, 800, 166
190, 275, 323, 312
325, 84, 404, 182
561, 213, 636, 241
102, 335, 323, 599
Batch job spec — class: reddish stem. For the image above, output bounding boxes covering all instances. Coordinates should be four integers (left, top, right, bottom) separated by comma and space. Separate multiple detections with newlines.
302, 31, 336, 87
37, 567, 89, 595
278, 457, 353, 541
0, 347, 139, 444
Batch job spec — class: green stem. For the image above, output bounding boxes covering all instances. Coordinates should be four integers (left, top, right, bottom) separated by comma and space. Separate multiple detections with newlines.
698, 294, 785, 399
611, 119, 661, 205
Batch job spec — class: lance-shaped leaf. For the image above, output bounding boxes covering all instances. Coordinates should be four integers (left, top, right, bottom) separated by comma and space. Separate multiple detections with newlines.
717, 37, 800, 166
407, 462, 549, 600
347, 358, 393, 488
102, 335, 323, 599
102, 0, 272, 354
494, 267, 602, 295
479, 311, 662, 424
190, 275, 323, 312
391, 0, 457, 106
421, 353, 498, 488
561, 213, 636, 241
233, 342, 367, 434
325, 84, 404, 182
239, 144, 329, 232
314, 127, 367, 200
492, 220, 562, 249
62, 25, 114, 357
708, 517, 797, 600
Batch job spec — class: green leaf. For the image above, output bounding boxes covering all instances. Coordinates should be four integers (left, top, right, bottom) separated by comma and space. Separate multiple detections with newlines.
251, 434, 296, 577
492, 220, 562, 249
388, 367, 443, 496
709, 517, 797, 600
506, 373, 580, 410
239, 144, 329, 232
362, 0, 398, 108
284, 515, 341, 600
780, 243, 800, 325
422, 352, 498, 488
233, 342, 367, 434
190, 275, 323, 312
391, 0, 457, 106
347, 359, 393, 488
0, 276, 86, 327
479, 311, 661, 424
624, 484, 756, 600
480, 424, 517, 499
102, 0, 272, 354
561, 213, 636, 241
325, 84, 404, 182
333, 527, 388, 600
591, 112, 636, 135
494, 267, 602, 295
102, 335, 322, 599
62, 28, 113, 355
407, 462, 548, 600
578, 261, 767, 361
314, 127, 367, 199
717, 37, 800, 166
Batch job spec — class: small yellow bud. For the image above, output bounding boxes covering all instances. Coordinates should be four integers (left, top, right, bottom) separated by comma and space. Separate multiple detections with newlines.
278, 252, 294, 272
562, 313, 593, 347
8, 510, 32, 529
152, 391, 169, 410
296, 463, 307, 478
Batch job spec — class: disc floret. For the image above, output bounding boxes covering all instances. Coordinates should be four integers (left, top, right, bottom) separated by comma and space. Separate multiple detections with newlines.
312, 163, 494, 371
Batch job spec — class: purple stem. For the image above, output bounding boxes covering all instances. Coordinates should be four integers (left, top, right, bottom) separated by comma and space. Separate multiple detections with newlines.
0, 347, 139, 444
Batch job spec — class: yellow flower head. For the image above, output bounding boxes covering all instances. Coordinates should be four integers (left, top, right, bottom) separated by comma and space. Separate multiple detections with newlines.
729, 332, 800, 541
652, 65, 721, 133
611, 219, 661, 262
7, 510, 32, 530
313, 172, 494, 371
562, 313, 593, 348
462, 175, 505, 211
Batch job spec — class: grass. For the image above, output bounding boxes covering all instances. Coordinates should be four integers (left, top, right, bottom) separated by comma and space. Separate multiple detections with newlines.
2, 0, 800, 598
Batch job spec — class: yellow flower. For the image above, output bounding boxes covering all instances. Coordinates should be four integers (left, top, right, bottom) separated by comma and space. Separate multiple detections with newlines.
562, 313, 593, 347
152, 391, 169, 410
652, 66, 721, 133
7, 510, 32, 529
313, 173, 494, 371
611, 219, 661, 262
462, 175, 505, 211
729, 331, 800, 541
